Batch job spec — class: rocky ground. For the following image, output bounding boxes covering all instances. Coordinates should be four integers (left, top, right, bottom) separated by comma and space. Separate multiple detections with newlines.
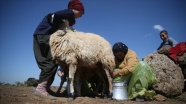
0, 85, 186, 104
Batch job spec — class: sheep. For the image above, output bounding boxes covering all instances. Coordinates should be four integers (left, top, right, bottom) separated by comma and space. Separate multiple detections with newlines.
56, 65, 109, 97
49, 19, 115, 100
74, 64, 110, 97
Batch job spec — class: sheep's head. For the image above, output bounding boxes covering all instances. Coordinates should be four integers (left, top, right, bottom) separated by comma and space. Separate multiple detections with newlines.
59, 19, 70, 30
63, 19, 70, 28
62, 19, 76, 31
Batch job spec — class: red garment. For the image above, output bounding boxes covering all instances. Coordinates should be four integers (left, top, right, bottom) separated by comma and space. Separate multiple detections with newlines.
168, 42, 186, 63
68, 0, 85, 13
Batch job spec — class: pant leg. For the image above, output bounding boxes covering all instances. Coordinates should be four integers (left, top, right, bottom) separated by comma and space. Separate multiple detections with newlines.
33, 35, 58, 86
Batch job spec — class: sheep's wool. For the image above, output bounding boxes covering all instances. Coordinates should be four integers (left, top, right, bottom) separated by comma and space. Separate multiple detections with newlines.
50, 30, 115, 71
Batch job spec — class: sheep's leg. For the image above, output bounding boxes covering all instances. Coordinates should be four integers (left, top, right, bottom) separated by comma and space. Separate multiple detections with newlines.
56, 74, 66, 94
56, 78, 64, 94
104, 68, 113, 99
93, 72, 104, 96
68, 64, 77, 100
74, 71, 81, 96
94, 82, 101, 96
96, 67, 109, 97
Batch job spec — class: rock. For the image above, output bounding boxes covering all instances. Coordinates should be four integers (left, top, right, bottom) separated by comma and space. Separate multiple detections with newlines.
157, 45, 172, 55
177, 53, 186, 65
153, 94, 166, 101
22, 94, 27, 97
179, 65, 186, 91
144, 54, 184, 97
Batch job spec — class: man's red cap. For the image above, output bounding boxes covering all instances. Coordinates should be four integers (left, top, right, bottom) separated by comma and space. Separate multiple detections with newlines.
68, 0, 85, 13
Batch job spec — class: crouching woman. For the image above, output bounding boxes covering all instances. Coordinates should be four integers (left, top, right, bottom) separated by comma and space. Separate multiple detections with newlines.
112, 42, 157, 101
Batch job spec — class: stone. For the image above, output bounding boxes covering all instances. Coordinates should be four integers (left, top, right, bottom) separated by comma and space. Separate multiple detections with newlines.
153, 94, 166, 101
144, 54, 184, 97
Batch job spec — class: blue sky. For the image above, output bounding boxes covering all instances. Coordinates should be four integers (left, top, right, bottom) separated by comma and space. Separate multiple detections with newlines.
0, 0, 186, 86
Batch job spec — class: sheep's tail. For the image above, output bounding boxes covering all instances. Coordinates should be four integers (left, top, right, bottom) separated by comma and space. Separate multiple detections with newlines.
101, 57, 115, 78
108, 59, 115, 78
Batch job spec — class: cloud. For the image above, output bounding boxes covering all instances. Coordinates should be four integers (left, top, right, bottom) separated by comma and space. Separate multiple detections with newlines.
144, 33, 152, 37
153, 25, 164, 31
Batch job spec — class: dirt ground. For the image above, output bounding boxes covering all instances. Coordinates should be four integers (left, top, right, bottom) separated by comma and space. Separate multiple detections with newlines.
0, 85, 186, 104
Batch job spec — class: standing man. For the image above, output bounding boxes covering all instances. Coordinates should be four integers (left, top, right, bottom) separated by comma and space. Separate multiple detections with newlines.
33, 0, 85, 99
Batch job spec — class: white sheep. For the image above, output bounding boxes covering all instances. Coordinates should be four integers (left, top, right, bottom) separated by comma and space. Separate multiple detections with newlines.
49, 20, 115, 100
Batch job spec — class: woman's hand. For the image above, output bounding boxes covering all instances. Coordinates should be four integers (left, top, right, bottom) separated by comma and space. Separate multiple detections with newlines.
113, 71, 119, 78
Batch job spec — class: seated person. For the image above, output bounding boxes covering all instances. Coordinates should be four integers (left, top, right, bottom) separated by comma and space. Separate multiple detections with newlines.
157, 30, 178, 51
149, 30, 178, 55
112, 42, 157, 101
155, 30, 186, 65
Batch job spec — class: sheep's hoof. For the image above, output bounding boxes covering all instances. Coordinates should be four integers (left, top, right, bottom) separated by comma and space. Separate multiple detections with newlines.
68, 93, 75, 101
107, 92, 113, 99
68, 97, 74, 101
104, 92, 113, 99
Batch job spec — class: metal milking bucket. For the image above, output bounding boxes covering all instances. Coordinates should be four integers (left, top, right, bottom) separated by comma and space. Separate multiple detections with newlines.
112, 81, 128, 100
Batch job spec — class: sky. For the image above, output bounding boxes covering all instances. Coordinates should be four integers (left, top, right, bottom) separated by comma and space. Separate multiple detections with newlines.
0, 0, 186, 86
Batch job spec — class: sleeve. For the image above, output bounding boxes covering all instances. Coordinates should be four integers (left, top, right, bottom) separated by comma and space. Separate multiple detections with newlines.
169, 37, 178, 47
157, 42, 164, 50
54, 10, 75, 26
168, 39, 174, 46
47, 10, 75, 27
57, 67, 65, 77
118, 51, 139, 76
47, 13, 66, 27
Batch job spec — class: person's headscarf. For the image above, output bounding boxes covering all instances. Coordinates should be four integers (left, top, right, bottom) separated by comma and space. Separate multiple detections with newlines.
112, 42, 128, 54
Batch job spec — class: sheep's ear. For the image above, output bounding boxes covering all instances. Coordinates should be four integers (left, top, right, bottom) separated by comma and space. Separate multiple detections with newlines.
62, 19, 70, 28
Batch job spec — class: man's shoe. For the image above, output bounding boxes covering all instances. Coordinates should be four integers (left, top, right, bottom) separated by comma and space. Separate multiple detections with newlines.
34, 81, 57, 100
33, 89, 57, 100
